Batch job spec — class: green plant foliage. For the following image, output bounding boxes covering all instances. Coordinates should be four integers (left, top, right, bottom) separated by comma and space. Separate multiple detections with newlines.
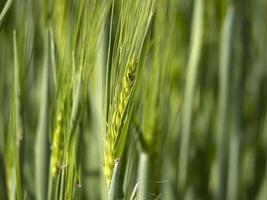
0, 0, 267, 199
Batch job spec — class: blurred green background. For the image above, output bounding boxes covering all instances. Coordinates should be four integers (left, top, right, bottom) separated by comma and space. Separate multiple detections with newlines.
0, 0, 267, 199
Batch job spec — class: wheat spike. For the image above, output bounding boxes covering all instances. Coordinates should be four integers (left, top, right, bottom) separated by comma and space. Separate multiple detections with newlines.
50, 106, 63, 176
103, 57, 137, 186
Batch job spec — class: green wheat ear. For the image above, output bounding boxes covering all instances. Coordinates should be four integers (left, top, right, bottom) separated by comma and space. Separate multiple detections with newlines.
103, 57, 138, 187
50, 83, 72, 177
50, 100, 64, 176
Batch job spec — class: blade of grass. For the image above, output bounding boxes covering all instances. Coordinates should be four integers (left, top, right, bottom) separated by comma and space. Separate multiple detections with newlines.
0, 0, 13, 28
108, 160, 120, 200
130, 182, 139, 200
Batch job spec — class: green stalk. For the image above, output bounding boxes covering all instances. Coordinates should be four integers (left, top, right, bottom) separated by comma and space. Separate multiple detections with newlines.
35, 30, 49, 200
13, 30, 22, 200
49, 28, 57, 91
137, 153, 149, 200
47, 172, 54, 200
216, 6, 235, 200
178, 0, 203, 194
226, 111, 240, 200
59, 167, 66, 200
227, 4, 242, 199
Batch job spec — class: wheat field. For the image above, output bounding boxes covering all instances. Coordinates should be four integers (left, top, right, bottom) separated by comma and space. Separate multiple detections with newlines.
0, 0, 267, 199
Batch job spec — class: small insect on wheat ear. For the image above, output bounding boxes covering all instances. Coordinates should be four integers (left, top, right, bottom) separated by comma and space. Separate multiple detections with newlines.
128, 72, 135, 82
125, 57, 138, 87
